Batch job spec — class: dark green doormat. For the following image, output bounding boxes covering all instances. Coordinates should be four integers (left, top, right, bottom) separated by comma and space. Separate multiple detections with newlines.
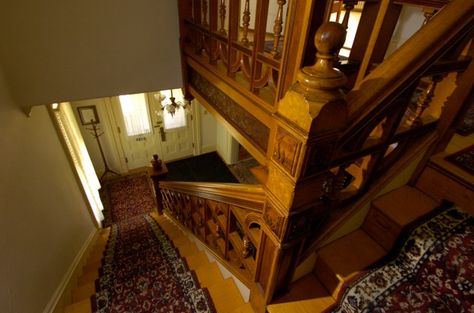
164, 152, 238, 183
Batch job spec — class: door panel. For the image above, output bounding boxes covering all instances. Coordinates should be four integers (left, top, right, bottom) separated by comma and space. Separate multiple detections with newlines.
112, 94, 163, 170
113, 91, 195, 171
149, 90, 195, 162
160, 115, 194, 161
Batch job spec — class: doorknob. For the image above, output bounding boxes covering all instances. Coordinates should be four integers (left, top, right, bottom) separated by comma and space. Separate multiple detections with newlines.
159, 126, 166, 142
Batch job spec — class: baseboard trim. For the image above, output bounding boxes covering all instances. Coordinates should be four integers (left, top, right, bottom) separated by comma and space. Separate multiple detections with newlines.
201, 145, 217, 154
43, 228, 98, 313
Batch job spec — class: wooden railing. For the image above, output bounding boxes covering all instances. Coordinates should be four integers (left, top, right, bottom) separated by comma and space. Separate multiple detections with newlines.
325, 0, 473, 203
179, 0, 295, 107
171, 1, 473, 312
159, 181, 270, 285
177, 1, 317, 165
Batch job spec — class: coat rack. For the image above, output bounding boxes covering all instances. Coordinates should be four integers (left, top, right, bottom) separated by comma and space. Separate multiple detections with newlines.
87, 120, 120, 181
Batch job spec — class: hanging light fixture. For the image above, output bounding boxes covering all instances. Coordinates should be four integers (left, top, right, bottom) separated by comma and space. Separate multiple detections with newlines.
161, 89, 188, 117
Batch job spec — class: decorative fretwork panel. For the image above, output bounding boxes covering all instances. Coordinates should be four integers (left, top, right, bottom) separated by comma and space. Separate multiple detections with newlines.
160, 182, 266, 283
180, 0, 291, 107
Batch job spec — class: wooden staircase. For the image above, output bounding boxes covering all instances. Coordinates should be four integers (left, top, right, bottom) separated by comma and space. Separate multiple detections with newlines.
268, 186, 439, 313
64, 213, 255, 313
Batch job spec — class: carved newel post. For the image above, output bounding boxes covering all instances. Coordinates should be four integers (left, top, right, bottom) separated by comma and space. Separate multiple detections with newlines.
250, 23, 348, 312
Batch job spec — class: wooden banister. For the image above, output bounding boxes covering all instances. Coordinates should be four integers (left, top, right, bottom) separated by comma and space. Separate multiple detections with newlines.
159, 180, 270, 289
159, 181, 266, 211
348, 0, 474, 121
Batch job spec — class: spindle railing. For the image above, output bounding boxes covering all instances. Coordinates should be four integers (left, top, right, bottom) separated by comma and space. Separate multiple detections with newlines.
179, 0, 292, 107
159, 181, 269, 285
173, 1, 473, 311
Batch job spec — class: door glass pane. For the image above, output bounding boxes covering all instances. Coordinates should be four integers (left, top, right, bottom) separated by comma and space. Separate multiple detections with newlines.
160, 89, 187, 130
119, 93, 151, 136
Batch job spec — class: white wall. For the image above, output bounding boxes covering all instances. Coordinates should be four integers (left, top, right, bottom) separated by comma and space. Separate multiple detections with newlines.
216, 120, 239, 164
0, 0, 182, 112
198, 102, 217, 154
0, 67, 96, 313
385, 5, 425, 58
71, 98, 125, 175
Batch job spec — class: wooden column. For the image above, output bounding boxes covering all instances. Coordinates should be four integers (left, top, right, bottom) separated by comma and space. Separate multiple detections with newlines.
251, 22, 348, 312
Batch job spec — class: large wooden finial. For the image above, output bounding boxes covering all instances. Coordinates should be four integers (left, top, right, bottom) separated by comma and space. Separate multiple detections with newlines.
294, 22, 347, 102
278, 22, 348, 132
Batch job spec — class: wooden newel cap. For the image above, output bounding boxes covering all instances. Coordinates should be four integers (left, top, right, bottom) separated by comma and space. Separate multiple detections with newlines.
315, 22, 346, 57
295, 22, 347, 101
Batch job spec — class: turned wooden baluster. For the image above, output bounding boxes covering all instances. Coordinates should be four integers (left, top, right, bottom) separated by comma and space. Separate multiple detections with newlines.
323, 164, 351, 202
241, 0, 251, 45
341, 0, 358, 29
423, 8, 438, 25
242, 235, 252, 258
219, 0, 227, 34
202, 0, 209, 26
271, 0, 286, 56
408, 75, 443, 125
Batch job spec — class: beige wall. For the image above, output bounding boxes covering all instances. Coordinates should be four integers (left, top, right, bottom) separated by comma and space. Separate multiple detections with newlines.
71, 98, 126, 175
216, 120, 239, 164
198, 102, 218, 154
385, 5, 425, 57
0, 0, 182, 111
0, 67, 96, 313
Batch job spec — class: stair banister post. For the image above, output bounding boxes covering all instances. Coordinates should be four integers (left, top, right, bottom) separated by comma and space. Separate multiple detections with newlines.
251, 22, 348, 312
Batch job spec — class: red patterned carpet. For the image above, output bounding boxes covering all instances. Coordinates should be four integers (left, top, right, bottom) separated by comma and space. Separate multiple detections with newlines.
94, 173, 216, 312
100, 173, 157, 226
328, 205, 474, 313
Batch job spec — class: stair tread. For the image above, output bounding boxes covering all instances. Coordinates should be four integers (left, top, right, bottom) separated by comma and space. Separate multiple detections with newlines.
318, 229, 385, 280
185, 251, 210, 270
194, 261, 224, 288
72, 282, 95, 303
177, 241, 200, 257
64, 298, 91, 313
372, 186, 438, 227
77, 269, 99, 286
208, 278, 245, 313
230, 302, 256, 313
268, 274, 334, 313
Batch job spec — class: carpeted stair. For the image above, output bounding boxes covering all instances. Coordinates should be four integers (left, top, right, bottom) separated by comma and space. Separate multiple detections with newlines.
64, 212, 255, 313
267, 186, 440, 313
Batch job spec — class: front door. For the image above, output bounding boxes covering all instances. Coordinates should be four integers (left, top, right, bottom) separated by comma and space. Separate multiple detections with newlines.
113, 90, 195, 171
150, 89, 194, 161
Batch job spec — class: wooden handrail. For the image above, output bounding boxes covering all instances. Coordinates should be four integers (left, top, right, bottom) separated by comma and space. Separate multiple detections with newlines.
159, 180, 266, 212
159, 180, 269, 288
347, 0, 473, 124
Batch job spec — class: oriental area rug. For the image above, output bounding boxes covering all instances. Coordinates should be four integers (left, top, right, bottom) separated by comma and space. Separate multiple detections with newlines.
328, 205, 474, 313
94, 173, 216, 313
445, 145, 474, 175
100, 172, 157, 227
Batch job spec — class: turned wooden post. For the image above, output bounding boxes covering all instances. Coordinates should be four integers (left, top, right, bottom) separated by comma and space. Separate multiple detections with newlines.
251, 22, 348, 312
271, 0, 287, 56
241, 0, 251, 45
202, 0, 209, 26
408, 75, 443, 125
219, 0, 227, 34
341, 0, 358, 29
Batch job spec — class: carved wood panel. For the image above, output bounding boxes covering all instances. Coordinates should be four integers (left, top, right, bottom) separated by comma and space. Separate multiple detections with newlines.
272, 126, 302, 176
189, 69, 270, 152
262, 202, 285, 238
